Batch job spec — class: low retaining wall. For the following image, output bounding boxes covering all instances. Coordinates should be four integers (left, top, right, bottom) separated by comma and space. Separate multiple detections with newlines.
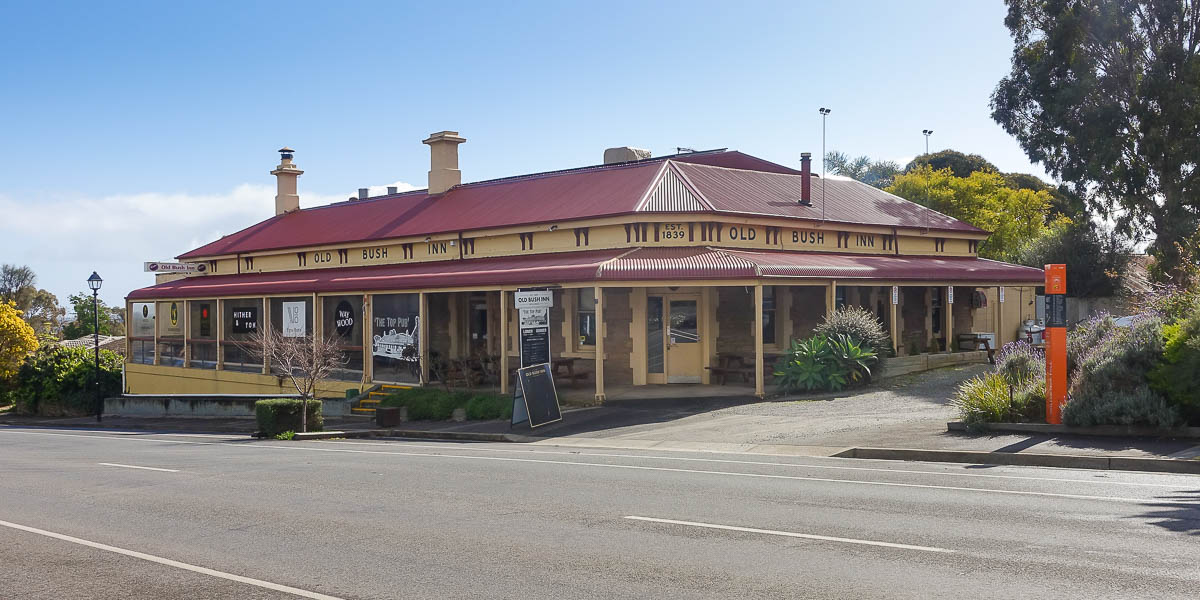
105, 395, 353, 418
880, 351, 989, 379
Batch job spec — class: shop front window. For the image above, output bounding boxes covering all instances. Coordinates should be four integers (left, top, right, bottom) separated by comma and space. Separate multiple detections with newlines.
188, 300, 217, 369
156, 300, 184, 367
371, 293, 420, 384
130, 302, 155, 365
324, 295, 363, 381
223, 299, 263, 373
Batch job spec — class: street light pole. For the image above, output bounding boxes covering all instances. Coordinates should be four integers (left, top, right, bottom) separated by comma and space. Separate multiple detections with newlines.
922, 129, 933, 155
818, 107, 831, 222
87, 272, 103, 422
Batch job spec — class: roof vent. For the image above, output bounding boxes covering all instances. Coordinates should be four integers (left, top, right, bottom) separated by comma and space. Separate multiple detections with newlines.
357, 188, 369, 200
387, 186, 398, 195
603, 147, 652, 165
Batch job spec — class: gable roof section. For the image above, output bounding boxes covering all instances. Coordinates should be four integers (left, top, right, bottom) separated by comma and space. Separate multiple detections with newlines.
636, 162, 712, 213
179, 150, 981, 260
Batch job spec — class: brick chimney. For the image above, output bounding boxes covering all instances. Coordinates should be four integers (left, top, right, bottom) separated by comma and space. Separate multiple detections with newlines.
423, 131, 466, 194
800, 152, 812, 206
271, 147, 303, 215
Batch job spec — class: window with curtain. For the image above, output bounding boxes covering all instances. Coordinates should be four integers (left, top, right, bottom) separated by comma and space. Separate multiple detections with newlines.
762, 286, 776, 345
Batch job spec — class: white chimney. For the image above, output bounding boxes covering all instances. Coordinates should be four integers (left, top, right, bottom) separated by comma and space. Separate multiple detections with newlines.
270, 147, 303, 215
422, 131, 466, 194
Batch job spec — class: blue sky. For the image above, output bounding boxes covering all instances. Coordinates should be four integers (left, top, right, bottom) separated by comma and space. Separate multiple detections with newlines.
0, 1, 1043, 309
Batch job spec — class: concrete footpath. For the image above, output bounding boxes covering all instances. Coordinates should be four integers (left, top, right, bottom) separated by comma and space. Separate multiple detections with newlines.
5, 364, 1200, 474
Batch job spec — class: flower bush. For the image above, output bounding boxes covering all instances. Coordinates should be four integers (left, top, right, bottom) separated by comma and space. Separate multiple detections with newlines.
1062, 316, 1179, 427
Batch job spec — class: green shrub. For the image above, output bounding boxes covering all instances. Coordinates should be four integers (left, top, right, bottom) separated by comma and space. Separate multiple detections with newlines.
4, 346, 122, 416
255, 398, 323, 436
1149, 301, 1200, 424
952, 373, 1012, 426
814, 306, 890, 355
774, 333, 878, 393
951, 343, 1046, 427
1063, 317, 1180, 428
381, 388, 512, 421
465, 394, 513, 420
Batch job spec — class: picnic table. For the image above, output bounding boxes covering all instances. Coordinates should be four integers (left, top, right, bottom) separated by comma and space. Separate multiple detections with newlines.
552, 357, 590, 386
956, 333, 998, 364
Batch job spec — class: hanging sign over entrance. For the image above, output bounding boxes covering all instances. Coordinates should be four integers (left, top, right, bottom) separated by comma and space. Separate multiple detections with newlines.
514, 290, 553, 309
144, 262, 205, 273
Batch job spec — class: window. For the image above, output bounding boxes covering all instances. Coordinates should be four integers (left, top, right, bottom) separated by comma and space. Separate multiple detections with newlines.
762, 286, 776, 345
223, 299, 263, 373
931, 288, 943, 334
577, 288, 596, 347
371, 294, 420, 384
188, 300, 217, 369
129, 303, 155, 365
156, 301, 184, 367
323, 295, 364, 381
835, 286, 846, 310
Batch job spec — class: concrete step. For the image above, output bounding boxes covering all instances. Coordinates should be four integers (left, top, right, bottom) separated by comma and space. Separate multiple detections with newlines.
350, 407, 376, 415
379, 384, 412, 392
359, 399, 381, 406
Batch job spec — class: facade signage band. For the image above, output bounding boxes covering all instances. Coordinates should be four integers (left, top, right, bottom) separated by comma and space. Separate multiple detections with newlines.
145, 262, 205, 273
514, 290, 553, 309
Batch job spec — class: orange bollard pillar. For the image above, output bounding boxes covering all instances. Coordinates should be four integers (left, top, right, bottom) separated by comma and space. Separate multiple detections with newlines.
1044, 264, 1067, 424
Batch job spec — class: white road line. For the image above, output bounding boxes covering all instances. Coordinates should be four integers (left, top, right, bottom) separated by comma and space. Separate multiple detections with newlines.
320, 439, 1187, 488
0, 429, 1177, 504
0, 518, 345, 600
98, 463, 179, 473
625, 516, 955, 554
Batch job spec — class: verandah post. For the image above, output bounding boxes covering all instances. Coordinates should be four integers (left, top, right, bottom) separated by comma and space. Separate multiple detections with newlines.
754, 282, 765, 398
594, 285, 605, 404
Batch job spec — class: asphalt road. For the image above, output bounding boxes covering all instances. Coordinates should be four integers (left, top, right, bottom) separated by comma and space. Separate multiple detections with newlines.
1, 426, 1198, 599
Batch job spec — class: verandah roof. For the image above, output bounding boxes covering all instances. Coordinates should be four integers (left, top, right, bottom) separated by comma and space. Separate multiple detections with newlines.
128, 248, 1045, 301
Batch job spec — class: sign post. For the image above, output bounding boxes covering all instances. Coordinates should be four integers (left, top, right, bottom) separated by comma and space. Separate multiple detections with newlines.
511, 288, 558, 428
1044, 264, 1067, 424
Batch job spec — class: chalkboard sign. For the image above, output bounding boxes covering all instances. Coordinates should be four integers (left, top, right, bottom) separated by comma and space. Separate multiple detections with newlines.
519, 307, 550, 368
1045, 295, 1067, 328
513, 363, 561, 428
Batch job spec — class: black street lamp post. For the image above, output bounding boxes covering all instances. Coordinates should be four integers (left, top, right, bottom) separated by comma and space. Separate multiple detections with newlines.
87, 272, 103, 422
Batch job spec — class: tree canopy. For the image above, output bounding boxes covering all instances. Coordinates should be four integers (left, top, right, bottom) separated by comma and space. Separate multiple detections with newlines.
0, 301, 38, 381
886, 166, 1056, 261
991, 0, 1200, 282
824, 151, 900, 189
63, 292, 117, 339
904, 150, 999, 178
1014, 219, 1132, 297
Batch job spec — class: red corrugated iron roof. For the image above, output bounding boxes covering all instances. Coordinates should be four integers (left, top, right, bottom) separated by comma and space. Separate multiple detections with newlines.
130, 249, 626, 300
178, 150, 986, 261
673, 162, 983, 233
722, 249, 1044, 282
134, 247, 1042, 300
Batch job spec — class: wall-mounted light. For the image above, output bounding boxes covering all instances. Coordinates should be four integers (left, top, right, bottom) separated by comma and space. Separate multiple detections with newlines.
548, 225, 558, 231
424, 236, 432, 242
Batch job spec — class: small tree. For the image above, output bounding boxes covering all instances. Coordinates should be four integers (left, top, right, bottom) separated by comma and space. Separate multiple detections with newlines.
0, 301, 39, 381
246, 326, 346, 433
63, 292, 116, 339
